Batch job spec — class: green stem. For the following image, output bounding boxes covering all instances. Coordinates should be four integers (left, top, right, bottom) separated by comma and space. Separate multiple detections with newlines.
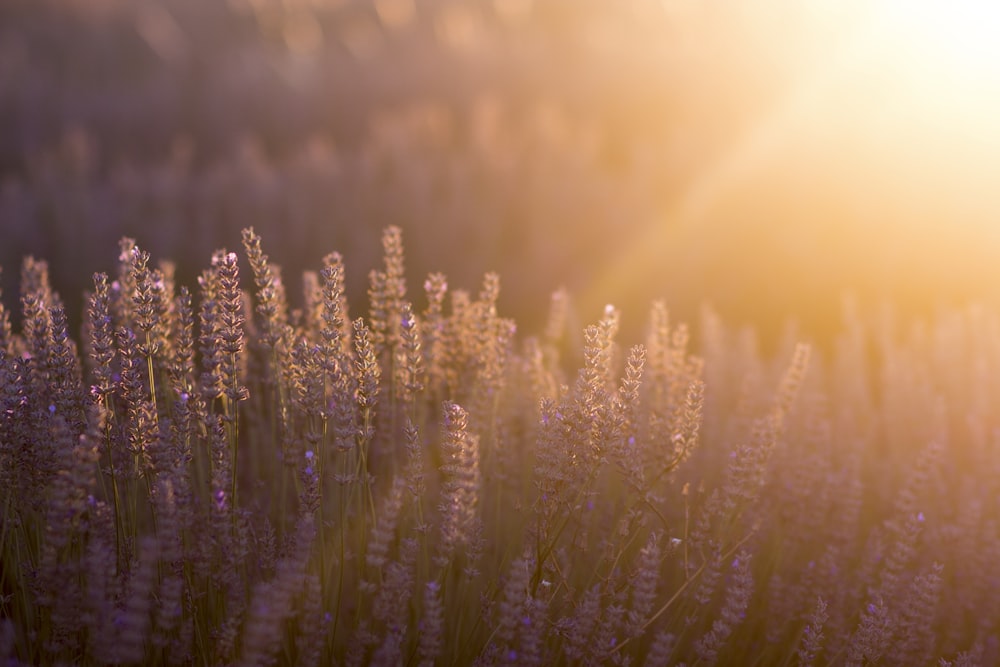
102, 396, 125, 571
228, 352, 240, 533
609, 528, 758, 656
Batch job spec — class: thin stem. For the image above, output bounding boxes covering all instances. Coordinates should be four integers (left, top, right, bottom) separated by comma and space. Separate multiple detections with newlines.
610, 528, 759, 655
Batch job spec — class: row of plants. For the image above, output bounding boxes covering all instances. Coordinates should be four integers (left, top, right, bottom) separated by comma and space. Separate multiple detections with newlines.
1, 227, 995, 664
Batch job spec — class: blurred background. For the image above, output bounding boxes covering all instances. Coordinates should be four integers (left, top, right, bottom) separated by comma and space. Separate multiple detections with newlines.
3, 0, 1000, 348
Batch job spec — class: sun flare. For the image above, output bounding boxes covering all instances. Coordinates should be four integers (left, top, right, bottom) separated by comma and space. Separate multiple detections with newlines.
858, 0, 1000, 120
587, 0, 1000, 326
868, 0, 1000, 79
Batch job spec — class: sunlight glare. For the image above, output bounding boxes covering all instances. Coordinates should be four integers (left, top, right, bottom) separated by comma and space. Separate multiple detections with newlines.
587, 0, 1000, 325
863, 0, 1000, 109
871, 0, 1000, 70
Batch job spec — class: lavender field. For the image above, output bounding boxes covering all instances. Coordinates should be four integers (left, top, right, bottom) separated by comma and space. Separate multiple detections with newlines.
3, 1, 1000, 665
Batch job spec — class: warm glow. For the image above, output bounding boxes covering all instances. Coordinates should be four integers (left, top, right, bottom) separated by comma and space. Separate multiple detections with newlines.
588, 0, 1000, 327
374, 0, 415, 30
854, 0, 1000, 136
867, 0, 1000, 87
792, 0, 1000, 241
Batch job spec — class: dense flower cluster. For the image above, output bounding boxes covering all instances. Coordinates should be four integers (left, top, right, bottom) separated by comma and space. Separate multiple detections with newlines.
0, 228, 997, 665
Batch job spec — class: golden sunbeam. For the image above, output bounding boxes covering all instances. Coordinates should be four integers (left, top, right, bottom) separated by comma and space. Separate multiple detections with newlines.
590, 0, 1000, 324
